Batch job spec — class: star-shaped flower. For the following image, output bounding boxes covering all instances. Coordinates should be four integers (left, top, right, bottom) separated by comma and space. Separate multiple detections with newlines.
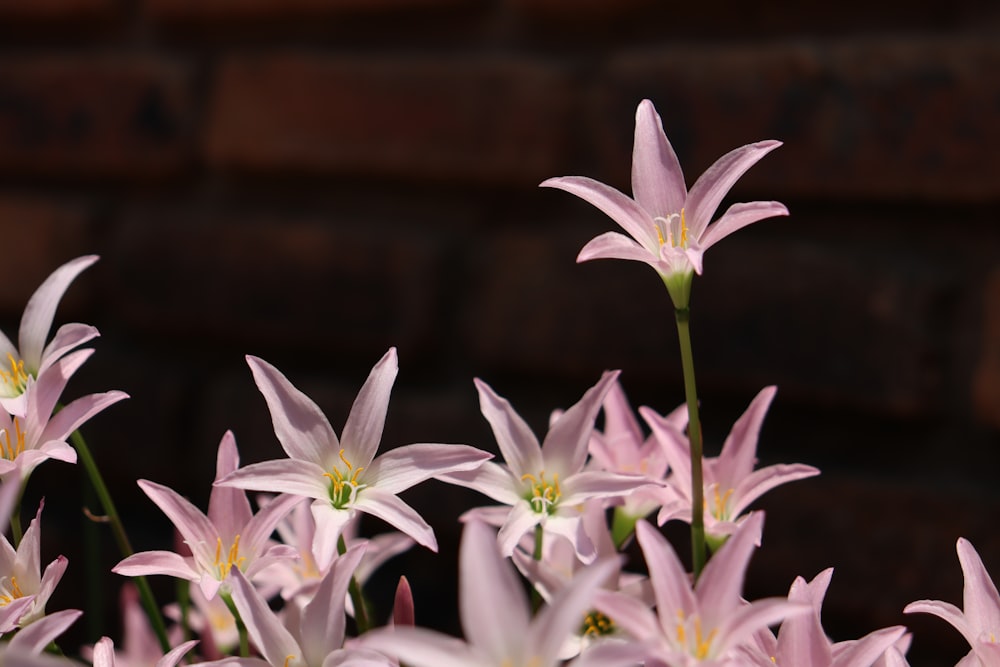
541, 99, 787, 308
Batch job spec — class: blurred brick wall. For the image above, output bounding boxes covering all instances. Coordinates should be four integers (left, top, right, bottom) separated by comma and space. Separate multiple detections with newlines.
1, 1, 999, 664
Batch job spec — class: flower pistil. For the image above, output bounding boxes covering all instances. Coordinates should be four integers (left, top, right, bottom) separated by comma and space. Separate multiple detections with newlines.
0, 418, 25, 461
521, 471, 561, 514
323, 448, 366, 508
0, 576, 24, 606
213, 535, 245, 579
654, 209, 689, 249
676, 611, 717, 660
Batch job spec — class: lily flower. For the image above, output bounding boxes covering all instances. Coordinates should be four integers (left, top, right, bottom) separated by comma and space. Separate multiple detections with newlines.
360, 519, 628, 667
0, 501, 68, 631
91, 635, 198, 667
592, 514, 809, 665
645, 386, 819, 545
0, 255, 100, 416
443, 371, 656, 558
541, 99, 786, 308
738, 568, 906, 666
113, 431, 301, 600
215, 349, 492, 565
905, 537, 1000, 666
0, 349, 128, 481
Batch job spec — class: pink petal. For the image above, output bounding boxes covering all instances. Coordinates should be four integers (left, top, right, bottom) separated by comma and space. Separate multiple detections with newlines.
438, 461, 522, 506
18, 255, 98, 373
684, 140, 782, 239
351, 487, 437, 551
112, 550, 198, 582
300, 544, 365, 665
635, 520, 697, 620
340, 348, 398, 467
35, 555, 68, 612
207, 431, 253, 537
246, 355, 338, 467
700, 200, 789, 250
37, 323, 99, 377
542, 370, 618, 477
730, 463, 820, 518
496, 500, 541, 557
631, 99, 687, 220
831, 626, 907, 667
473, 378, 543, 478
39, 389, 128, 447
360, 626, 486, 667
715, 386, 777, 487
29, 348, 95, 432
559, 470, 656, 506
724, 597, 813, 658
958, 538, 1000, 636
696, 512, 764, 619
541, 176, 659, 251
310, 501, 354, 569
577, 231, 660, 268
216, 458, 330, 501
229, 568, 302, 667
592, 588, 662, 642
904, 599, 975, 647
92, 636, 115, 667
136, 480, 218, 566
156, 640, 199, 667
460, 520, 530, 663
363, 443, 491, 495
10, 608, 82, 653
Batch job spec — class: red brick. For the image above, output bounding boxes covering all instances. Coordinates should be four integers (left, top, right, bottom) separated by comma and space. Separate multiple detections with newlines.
110, 214, 442, 360
973, 268, 1000, 427
0, 197, 96, 313
146, 0, 473, 20
594, 38, 1000, 201
205, 56, 572, 186
0, 59, 194, 179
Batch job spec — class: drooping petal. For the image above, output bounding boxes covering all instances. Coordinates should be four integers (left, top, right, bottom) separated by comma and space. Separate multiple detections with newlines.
207, 431, 253, 535
300, 544, 366, 666
729, 463, 820, 518
362, 443, 491, 495
18, 255, 98, 374
228, 568, 302, 667
37, 323, 100, 378
216, 459, 331, 502
28, 348, 94, 430
340, 348, 398, 468
542, 370, 618, 478
39, 390, 128, 447
576, 231, 660, 268
541, 176, 659, 251
459, 520, 530, 664
904, 599, 976, 648
558, 470, 655, 507
631, 99, 687, 220
474, 378, 543, 478
699, 201, 789, 250
351, 487, 437, 551
247, 355, 338, 467
684, 140, 782, 239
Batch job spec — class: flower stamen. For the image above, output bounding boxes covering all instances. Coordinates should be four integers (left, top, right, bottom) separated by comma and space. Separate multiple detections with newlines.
0, 354, 28, 395
0, 418, 26, 461
0, 576, 24, 606
521, 471, 561, 514
213, 534, 246, 579
324, 449, 366, 508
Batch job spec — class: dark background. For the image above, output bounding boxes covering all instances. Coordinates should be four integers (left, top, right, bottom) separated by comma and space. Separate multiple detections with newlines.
1, 1, 999, 665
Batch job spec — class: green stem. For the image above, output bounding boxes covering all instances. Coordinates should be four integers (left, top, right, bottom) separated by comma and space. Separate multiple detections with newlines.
674, 307, 707, 580
530, 523, 544, 612
338, 535, 371, 634
68, 426, 171, 652
221, 590, 249, 657
610, 507, 639, 551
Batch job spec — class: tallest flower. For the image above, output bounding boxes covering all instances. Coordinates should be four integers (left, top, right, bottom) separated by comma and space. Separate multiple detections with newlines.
540, 99, 787, 308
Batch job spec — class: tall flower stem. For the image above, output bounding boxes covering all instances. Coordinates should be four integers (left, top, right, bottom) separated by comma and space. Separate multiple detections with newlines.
674, 306, 706, 579
338, 535, 371, 634
221, 590, 249, 657
68, 426, 171, 652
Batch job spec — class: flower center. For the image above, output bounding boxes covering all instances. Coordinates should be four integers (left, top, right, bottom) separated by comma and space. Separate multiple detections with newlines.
0, 576, 24, 606
0, 418, 26, 461
521, 471, 560, 514
581, 610, 614, 637
654, 209, 688, 248
706, 484, 735, 521
214, 534, 246, 579
0, 354, 29, 396
675, 611, 717, 660
323, 449, 366, 509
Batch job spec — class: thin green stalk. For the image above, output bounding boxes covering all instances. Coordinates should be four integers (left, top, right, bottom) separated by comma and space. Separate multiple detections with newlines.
674, 307, 707, 580
530, 523, 544, 612
610, 507, 638, 551
221, 590, 249, 657
68, 426, 171, 652
338, 535, 371, 634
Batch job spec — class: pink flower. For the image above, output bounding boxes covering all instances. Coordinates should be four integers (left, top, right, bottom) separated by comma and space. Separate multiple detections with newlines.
646, 386, 819, 543
216, 349, 492, 564
541, 99, 786, 308
0, 501, 68, 631
444, 371, 655, 558
113, 431, 300, 600
905, 538, 1000, 666
0, 256, 100, 416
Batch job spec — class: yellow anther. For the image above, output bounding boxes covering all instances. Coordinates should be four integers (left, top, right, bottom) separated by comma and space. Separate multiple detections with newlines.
679, 208, 688, 247
214, 535, 246, 579
708, 485, 735, 520
283, 655, 296, 667
0, 354, 28, 392
522, 471, 561, 513
0, 576, 24, 606
0, 418, 26, 461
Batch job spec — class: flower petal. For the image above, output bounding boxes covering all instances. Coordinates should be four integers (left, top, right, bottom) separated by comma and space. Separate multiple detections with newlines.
300, 544, 366, 666
437, 461, 522, 506
474, 378, 542, 478
340, 348, 397, 467
136, 480, 218, 566
352, 487, 437, 551
685, 140, 782, 239
958, 537, 1000, 637
830, 625, 907, 667
247, 355, 338, 466
112, 550, 198, 582
541, 176, 658, 251
361, 626, 487, 667
216, 458, 330, 502
9, 608, 82, 653
635, 520, 696, 621
730, 463, 820, 518
715, 386, 777, 487
577, 231, 659, 268
229, 568, 302, 667
37, 323, 100, 377
542, 370, 618, 477
904, 599, 976, 648
363, 443, 491, 495
696, 511, 765, 620
207, 431, 253, 538
18, 255, 98, 374
700, 200, 789, 250
631, 99, 687, 219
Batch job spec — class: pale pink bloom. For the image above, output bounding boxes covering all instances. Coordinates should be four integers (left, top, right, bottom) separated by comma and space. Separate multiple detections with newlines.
444, 370, 655, 558
0, 609, 85, 667
587, 377, 682, 521
0, 501, 68, 630
905, 538, 1000, 667
738, 568, 906, 666
0, 349, 128, 481
165, 581, 239, 659
541, 100, 786, 306
91, 635, 198, 667
646, 386, 819, 541
0, 255, 100, 416
113, 431, 300, 600
194, 545, 394, 667
216, 349, 491, 564
593, 514, 808, 666
360, 519, 628, 667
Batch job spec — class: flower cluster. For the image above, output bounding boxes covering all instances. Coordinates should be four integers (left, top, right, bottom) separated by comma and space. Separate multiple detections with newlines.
0, 99, 994, 667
